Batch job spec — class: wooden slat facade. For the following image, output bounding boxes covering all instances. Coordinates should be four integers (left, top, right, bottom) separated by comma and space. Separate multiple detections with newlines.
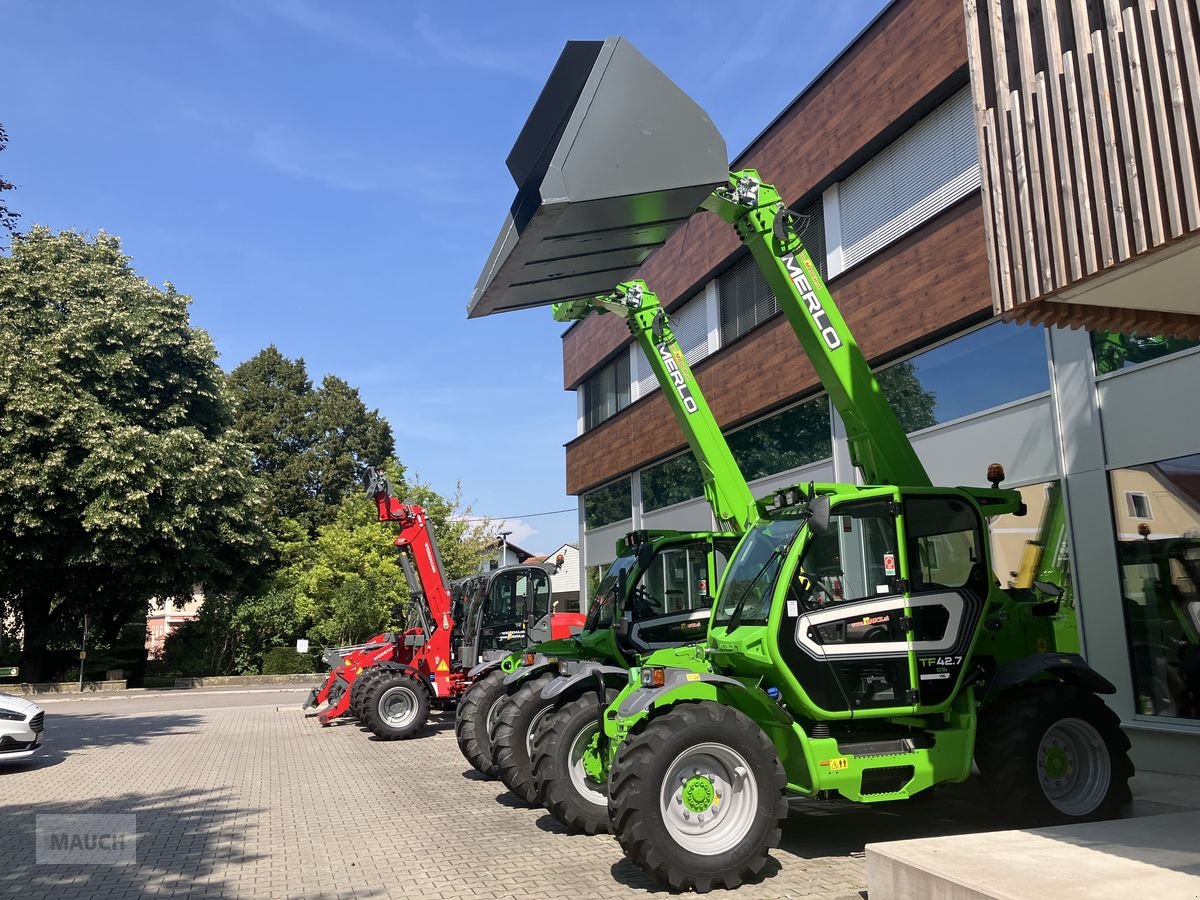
964, 0, 1200, 337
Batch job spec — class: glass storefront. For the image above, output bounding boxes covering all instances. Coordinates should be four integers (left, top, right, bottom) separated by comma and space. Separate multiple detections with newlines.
583, 477, 632, 529
1110, 453, 1200, 720
878, 321, 1050, 431
1092, 330, 1200, 376
727, 395, 831, 481
642, 452, 703, 513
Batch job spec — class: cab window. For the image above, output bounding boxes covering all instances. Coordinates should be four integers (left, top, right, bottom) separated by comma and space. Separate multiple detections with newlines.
793, 499, 899, 609
904, 496, 985, 592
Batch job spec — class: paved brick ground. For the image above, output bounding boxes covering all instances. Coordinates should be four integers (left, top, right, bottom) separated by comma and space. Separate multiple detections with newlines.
0, 692, 1009, 899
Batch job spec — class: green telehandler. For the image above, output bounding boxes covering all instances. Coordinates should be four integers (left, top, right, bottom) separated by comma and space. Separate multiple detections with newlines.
456, 280, 758, 824
469, 37, 1133, 893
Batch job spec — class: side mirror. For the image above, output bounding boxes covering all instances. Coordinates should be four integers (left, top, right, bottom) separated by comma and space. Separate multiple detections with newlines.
1032, 580, 1063, 598
636, 542, 654, 571
809, 495, 831, 533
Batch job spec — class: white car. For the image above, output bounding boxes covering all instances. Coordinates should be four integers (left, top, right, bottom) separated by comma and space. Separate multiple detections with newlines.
0, 692, 44, 763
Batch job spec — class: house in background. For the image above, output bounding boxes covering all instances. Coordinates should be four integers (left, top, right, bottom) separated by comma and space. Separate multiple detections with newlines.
479, 535, 535, 572
523, 543, 581, 613
145, 586, 204, 659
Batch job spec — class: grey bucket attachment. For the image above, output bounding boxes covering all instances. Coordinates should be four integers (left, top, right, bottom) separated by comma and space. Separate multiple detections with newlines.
468, 37, 728, 318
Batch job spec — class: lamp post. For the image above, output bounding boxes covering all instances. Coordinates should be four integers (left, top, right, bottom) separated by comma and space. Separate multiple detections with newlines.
498, 530, 512, 568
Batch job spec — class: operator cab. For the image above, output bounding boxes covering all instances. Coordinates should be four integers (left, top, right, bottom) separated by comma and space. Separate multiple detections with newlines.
459, 564, 555, 666
716, 485, 994, 717
590, 531, 739, 657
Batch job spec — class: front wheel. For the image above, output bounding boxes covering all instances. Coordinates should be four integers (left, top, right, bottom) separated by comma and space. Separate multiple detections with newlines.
361, 672, 430, 740
349, 667, 385, 719
455, 670, 507, 777
490, 673, 555, 804
976, 683, 1133, 824
608, 702, 787, 894
530, 688, 617, 834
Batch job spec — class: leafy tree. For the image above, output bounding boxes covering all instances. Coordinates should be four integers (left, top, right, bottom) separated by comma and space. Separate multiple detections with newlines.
228, 346, 394, 532
0, 123, 18, 243
0, 229, 270, 681
276, 465, 494, 649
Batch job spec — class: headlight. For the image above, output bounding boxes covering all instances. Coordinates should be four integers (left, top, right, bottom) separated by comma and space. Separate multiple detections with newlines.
0, 709, 26, 721
524, 653, 538, 667
557, 660, 572, 676
640, 667, 666, 688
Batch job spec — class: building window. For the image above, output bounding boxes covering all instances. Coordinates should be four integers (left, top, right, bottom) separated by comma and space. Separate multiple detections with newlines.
876, 321, 1049, 432
718, 200, 825, 346
633, 290, 709, 398
727, 395, 832, 482
582, 351, 631, 430
642, 452, 704, 513
1091, 331, 1200, 376
1110, 453, 1200, 721
1126, 492, 1153, 520
583, 477, 632, 529
837, 87, 979, 270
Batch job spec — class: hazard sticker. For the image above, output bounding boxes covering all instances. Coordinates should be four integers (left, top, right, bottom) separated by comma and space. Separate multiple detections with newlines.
828, 757, 849, 771
883, 552, 896, 576
436, 659, 449, 672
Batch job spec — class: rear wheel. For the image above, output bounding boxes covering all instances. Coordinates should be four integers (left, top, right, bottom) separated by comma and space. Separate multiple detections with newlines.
531, 688, 617, 834
361, 672, 430, 740
608, 702, 787, 893
976, 683, 1133, 824
456, 670, 507, 777
490, 673, 555, 804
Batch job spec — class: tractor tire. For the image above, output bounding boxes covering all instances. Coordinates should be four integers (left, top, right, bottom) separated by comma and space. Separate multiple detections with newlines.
455, 669, 508, 777
349, 668, 385, 719
530, 687, 618, 834
490, 673, 556, 805
976, 682, 1133, 825
608, 702, 787, 894
361, 671, 430, 740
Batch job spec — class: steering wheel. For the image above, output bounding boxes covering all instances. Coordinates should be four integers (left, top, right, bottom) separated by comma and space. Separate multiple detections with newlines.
797, 570, 837, 607
630, 586, 660, 619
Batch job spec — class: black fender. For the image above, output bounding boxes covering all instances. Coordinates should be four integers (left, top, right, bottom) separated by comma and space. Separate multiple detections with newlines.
616, 669, 747, 718
984, 652, 1116, 702
541, 662, 630, 701
468, 656, 509, 680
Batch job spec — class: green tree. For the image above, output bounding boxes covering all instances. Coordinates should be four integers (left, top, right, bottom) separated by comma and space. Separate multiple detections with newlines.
275, 465, 494, 650
0, 229, 270, 681
0, 123, 18, 242
228, 346, 394, 532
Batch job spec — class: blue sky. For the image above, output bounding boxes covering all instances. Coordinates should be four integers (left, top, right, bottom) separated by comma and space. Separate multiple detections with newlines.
3, 0, 890, 552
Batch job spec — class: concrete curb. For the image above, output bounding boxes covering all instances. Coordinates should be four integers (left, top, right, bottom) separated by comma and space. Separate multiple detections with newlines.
3, 679, 127, 695
173, 674, 319, 688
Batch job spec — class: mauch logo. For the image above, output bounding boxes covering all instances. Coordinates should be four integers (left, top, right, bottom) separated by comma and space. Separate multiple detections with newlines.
658, 343, 698, 414
782, 253, 842, 350
37, 814, 137, 865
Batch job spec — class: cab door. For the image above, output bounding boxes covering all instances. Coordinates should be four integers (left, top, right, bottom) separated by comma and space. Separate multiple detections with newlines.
778, 494, 917, 716
479, 571, 530, 654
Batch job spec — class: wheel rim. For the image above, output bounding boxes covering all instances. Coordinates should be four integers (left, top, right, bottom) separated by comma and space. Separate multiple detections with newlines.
566, 721, 607, 808
659, 742, 758, 856
525, 706, 553, 757
485, 696, 504, 736
1037, 716, 1111, 817
380, 685, 418, 729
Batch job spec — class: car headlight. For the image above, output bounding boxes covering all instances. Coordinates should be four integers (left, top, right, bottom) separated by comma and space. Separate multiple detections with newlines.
0, 709, 26, 721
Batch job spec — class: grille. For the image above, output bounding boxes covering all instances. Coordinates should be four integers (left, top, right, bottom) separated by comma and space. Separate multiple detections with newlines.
29, 711, 44, 733
0, 734, 35, 752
